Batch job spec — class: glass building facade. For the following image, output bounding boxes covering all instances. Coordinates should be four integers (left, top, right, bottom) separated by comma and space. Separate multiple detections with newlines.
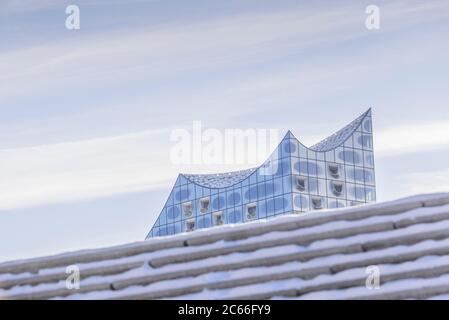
146, 109, 376, 238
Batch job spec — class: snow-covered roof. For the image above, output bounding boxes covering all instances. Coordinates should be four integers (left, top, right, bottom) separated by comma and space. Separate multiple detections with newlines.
310, 108, 371, 152
2, 192, 449, 300
183, 168, 256, 188
177, 109, 372, 189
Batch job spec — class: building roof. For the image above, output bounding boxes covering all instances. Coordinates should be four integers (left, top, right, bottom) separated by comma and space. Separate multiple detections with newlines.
2, 192, 449, 300
179, 109, 372, 189
310, 108, 371, 152
183, 168, 256, 189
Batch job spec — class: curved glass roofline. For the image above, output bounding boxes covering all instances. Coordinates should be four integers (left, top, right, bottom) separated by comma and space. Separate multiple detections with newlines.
309, 108, 371, 152
180, 108, 372, 189
182, 168, 257, 189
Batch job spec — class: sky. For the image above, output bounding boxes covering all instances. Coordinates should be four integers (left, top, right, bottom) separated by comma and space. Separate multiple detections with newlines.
1, 0, 449, 262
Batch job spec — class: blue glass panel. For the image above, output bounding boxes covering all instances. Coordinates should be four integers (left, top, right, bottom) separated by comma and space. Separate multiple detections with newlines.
160, 208, 167, 225
166, 224, 176, 235
259, 161, 274, 179
272, 161, 282, 177
282, 159, 291, 175
347, 184, 356, 200
307, 149, 316, 159
195, 185, 203, 198
283, 139, 297, 155
166, 191, 174, 207
298, 142, 307, 158
191, 199, 198, 217
293, 194, 309, 211
353, 131, 364, 149
242, 185, 250, 203
359, 135, 373, 149
363, 118, 372, 133
227, 191, 242, 206
167, 205, 180, 221
283, 175, 292, 193
257, 167, 267, 182
284, 194, 293, 212
335, 147, 345, 164
293, 194, 301, 210
318, 179, 327, 196
289, 139, 300, 158
197, 215, 212, 229
308, 178, 318, 194
179, 175, 188, 185
171, 222, 180, 234
266, 197, 275, 215
249, 185, 258, 201
273, 177, 283, 196
280, 139, 288, 158
273, 196, 286, 213
249, 172, 257, 184
363, 151, 374, 168
344, 135, 354, 148
258, 199, 267, 218
174, 187, 190, 202
265, 181, 275, 196
228, 209, 243, 223
353, 168, 365, 182
317, 152, 325, 161
345, 166, 355, 182
328, 198, 338, 209
211, 195, 225, 210
307, 161, 319, 176
188, 184, 195, 200
355, 185, 365, 201
328, 198, 345, 209
155, 226, 167, 237
338, 150, 361, 164
257, 183, 266, 198
366, 186, 376, 201
364, 169, 375, 185
245, 182, 276, 200
294, 160, 322, 176
316, 161, 325, 178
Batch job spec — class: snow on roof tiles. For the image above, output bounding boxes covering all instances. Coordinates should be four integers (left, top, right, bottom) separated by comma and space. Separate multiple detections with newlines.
183, 168, 256, 188
173, 109, 372, 189
1, 192, 449, 300
310, 108, 371, 152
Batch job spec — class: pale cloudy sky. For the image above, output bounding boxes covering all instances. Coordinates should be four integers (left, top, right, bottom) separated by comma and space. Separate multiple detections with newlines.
1, 0, 449, 262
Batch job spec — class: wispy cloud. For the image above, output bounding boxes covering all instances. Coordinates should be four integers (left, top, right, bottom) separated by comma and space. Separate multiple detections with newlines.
399, 169, 449, 196
1, 116, 448, 211
0, 0, 62, 12
0, 127, 275, 210
1, 0, 449, 211
0, 130, 172, 210
375, 121, 449, 157
2, 0, 448, 101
